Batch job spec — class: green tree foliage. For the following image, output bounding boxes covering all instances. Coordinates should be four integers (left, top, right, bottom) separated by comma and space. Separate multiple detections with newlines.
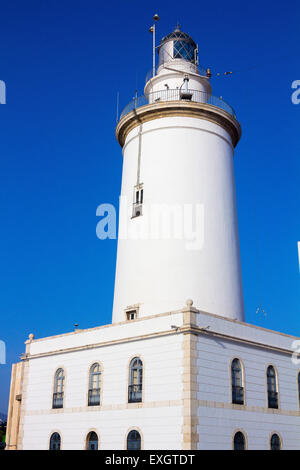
0, 420, 6, 446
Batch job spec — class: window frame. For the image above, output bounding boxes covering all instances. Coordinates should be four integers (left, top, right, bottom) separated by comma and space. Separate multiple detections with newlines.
125, 305, 139, 322
231, 357, 245, 405
126, 428, 142, 450
128, 356, 143, 403
266, 365, 279, 409
232, 430, 247, 450
270, 432, 282, 450
132, 184, 144, 218
126, 310, 137, 321
86, 430, 99, 450
49, 432, 61, 450
297, 371, 300, 409
88, 362, 101, 407
52, 368, 65, 409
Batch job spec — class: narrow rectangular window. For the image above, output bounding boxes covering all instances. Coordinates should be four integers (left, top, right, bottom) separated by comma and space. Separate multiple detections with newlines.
126, 310, 137, 321
132, 184, 143, 218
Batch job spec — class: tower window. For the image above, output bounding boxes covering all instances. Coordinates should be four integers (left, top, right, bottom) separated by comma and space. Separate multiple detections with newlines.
125, 306, 139, 321
173, 40, 196, 63
126, 310, 137, 321
135, 189, 143, 204
132, 185, 143, 218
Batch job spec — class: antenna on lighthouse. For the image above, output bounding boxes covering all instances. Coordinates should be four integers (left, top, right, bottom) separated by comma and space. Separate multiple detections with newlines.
149, 14, 160, 78
116, 91, 119, 123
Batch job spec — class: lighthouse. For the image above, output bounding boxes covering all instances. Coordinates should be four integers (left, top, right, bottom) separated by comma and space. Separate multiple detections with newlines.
7, 21, 300, 452
113, 25, 244, 323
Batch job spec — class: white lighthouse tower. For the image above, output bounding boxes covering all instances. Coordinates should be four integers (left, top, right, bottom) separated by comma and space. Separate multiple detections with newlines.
7, 22, 300, 452
113, 25, 244, 323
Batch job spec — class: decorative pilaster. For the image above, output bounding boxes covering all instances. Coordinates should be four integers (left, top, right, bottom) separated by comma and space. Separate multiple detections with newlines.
181, 300, 199, 450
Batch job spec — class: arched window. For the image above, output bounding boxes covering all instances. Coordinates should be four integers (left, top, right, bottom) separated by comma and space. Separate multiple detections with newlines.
53, 369, 64, 409
86, 431, 98, 450
297, 372, 300, 408
127, 430, 141, 450
231, 358, 244, 405
267, 366, 278, 409
233, 431, 246, 450
49, 432, 61, 450
270, 433, 281, 450
88, 363, 101, 406
128, 357, 143, 403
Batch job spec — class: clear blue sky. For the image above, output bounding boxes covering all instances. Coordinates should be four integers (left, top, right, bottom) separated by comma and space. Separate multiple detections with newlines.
0, 0, 299, 414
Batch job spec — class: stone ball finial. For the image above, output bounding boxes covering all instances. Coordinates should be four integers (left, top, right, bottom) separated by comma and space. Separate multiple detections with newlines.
28, 333, 35, 342
186, 299, 193, 307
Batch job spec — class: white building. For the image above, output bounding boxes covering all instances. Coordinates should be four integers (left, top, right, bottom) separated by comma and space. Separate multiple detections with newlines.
6, 26, 300, 451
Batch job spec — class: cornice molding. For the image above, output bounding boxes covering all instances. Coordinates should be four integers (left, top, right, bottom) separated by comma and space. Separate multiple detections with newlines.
116, 101, 241, 148
23, 323, 295, 362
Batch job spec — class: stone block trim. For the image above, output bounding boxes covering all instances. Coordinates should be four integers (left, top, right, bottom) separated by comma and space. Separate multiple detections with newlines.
6, 361, 25, 450
181, 308, 199, 450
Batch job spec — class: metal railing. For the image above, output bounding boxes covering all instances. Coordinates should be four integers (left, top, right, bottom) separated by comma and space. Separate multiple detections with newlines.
128, 384, 142, 403
119, 88, 236, 121
52, 392, 63, 409
268, 391, 278, 409
88, 388, 101, 406
232, 385, 244, 405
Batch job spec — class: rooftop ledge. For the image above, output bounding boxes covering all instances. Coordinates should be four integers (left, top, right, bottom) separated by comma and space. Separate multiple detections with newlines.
116, 91, 241, 148
23, 306, 299, 359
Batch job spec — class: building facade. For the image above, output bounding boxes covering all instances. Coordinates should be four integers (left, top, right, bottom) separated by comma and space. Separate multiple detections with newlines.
6, 305, 300, 450
6, 26, 300, 450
